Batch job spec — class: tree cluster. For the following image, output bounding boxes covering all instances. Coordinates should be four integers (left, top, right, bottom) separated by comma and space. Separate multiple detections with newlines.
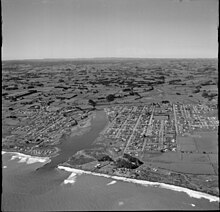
115, 154, 143, 169
106, 94, 115, 102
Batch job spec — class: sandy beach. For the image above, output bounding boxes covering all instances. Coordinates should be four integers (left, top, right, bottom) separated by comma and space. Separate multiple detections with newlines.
58, 165, 220, 203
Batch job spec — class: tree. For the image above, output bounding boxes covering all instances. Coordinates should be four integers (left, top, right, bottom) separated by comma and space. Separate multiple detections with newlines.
97, 154, 114, 162
88, 99, 96, 108
106, 94, 115, 102
202, 90, 209, 98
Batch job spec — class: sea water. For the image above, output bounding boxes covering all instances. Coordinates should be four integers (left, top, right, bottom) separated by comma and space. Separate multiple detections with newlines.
2, 154, 219, 211
2, 110, 219, 211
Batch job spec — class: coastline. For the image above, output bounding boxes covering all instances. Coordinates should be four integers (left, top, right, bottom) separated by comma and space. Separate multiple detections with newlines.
57, 165, 220, 203
2, 150, 51, 164
1, 114, 94, 161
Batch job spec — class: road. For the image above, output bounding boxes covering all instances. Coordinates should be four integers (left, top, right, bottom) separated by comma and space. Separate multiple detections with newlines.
159, 120, 164, 149
141, 106, 155, 152
123, 106, 146, 154
173, 104, 178, 135
145, 106, 155, 136
104, 107, 128, 135
114, 106, 136, 138
192, 106, 204, 127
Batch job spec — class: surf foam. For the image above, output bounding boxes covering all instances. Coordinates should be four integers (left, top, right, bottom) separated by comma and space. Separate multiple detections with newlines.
63, 173, 77, 185
3, 151, 51, 164
107, 180, 117, 186
58, 165, 219, 203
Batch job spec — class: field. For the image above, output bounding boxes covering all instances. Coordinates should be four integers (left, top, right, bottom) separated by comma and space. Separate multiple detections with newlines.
2, 58, 218, 196
142, 130, 218, 175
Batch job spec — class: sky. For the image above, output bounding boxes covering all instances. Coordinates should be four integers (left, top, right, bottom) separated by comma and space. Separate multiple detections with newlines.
2, 0, 218, 60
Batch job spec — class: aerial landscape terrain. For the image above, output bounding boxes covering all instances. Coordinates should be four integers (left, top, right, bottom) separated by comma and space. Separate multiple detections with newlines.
2, 58, 218, 197
2, 0, 218, 210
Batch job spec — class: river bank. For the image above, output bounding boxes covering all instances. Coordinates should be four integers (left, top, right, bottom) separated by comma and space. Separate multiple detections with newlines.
1, 112, 96, 160
68, 114, 93, 137
58, 165, 219, 203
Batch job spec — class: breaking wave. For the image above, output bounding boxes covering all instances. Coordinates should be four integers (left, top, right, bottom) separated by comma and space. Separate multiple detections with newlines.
2, 151, 51, 164
63, 173, 78, 185
107, 180, 117, 186
58, 165, 219, 203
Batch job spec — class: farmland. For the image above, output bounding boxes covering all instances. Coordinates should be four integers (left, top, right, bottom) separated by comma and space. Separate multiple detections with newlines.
2, 58, 218, 196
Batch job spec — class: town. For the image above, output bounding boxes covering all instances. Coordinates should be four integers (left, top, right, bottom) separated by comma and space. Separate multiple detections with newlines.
2, 0, 219, 210
2, 58, 218, 198
103, 102, 218, 158
2, 103, 93, 157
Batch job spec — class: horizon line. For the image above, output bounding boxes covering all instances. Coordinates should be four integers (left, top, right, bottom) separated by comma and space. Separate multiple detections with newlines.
2, 57, 218, 62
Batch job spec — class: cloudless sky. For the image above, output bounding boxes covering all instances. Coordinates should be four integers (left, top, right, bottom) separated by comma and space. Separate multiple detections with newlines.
2, 0, 218, 60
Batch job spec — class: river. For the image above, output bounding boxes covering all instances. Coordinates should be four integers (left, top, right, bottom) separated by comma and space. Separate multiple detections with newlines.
2, 110, 219, 211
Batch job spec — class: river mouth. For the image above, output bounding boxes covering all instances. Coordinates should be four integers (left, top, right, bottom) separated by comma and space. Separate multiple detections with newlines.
2, 109, 219, 211
37, 110, 108, 171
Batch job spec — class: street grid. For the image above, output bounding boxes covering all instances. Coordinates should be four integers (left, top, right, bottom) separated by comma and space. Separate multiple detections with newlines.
104, 103, 218, 157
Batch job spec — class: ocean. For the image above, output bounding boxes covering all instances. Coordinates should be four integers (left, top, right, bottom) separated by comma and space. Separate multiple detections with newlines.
2, 110, 219, 211
2, 153, 219, 211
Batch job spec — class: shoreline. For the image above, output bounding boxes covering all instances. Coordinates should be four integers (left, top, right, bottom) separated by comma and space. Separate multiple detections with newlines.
57, 165, 220, 203
2, 150, 51, 164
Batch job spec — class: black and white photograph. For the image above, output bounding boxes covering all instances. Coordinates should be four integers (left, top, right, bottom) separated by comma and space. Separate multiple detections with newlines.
2, 0, 219, 210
